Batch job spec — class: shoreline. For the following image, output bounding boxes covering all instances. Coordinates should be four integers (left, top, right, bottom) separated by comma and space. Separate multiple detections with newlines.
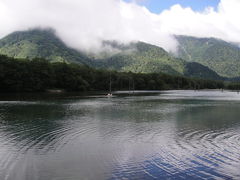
0, 89, 238, 101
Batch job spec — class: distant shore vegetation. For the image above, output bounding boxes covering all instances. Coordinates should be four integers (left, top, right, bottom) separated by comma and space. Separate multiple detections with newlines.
1, 55, 239, 93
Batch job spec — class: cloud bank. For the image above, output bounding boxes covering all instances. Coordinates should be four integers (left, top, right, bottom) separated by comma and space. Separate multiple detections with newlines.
0, 0, 240, 52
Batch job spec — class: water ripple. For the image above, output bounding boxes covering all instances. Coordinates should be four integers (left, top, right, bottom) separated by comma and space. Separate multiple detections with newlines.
1, 91, 240, 179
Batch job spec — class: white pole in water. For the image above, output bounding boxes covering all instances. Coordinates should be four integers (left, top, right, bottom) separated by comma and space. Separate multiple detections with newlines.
128, 77, 130, 95
237, 76, 239, 94
132, 79, 135, 94
110, 72, 112, 94
107, 72, 112, 97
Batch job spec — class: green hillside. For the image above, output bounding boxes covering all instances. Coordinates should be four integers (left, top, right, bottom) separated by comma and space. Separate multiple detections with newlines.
184, 62, 223, 80
93, 41, 223, 80
0, 29, 224, 80
0, 29, 91, 65
94, 41, 186, 75
0, 54, 225, 92
176, 35, 240, 77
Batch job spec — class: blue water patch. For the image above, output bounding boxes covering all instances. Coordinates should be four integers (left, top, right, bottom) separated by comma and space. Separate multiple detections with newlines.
109, 155, 232, 179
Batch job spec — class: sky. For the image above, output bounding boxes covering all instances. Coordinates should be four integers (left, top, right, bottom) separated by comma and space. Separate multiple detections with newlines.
124, 0, 220, 13
0, 0, 240, 53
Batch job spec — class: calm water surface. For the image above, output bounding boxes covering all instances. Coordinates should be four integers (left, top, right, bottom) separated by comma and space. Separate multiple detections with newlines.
0, 90, 240, 180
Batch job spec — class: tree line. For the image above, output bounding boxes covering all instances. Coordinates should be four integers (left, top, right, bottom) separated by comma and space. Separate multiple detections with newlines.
1, 55, 237, 93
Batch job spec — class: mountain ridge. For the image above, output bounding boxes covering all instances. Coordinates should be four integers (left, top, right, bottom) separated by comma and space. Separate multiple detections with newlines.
0, 29, 92, 65
0, 29, 228, 81
176, 35, 240, 77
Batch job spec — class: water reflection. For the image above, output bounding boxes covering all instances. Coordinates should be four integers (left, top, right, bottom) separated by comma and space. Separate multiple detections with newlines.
0, 90, 240, 179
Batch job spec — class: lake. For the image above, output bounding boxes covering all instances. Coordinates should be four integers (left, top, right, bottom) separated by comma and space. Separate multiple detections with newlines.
0, 90, 240, 180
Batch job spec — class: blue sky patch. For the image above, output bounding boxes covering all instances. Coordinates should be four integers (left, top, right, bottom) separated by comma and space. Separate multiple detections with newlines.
124, 0, 220, 13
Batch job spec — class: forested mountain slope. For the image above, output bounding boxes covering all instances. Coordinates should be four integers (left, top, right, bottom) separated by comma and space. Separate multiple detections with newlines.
0, 29, 92, 65
0, 29, 225, 80
176, 35, 240, 77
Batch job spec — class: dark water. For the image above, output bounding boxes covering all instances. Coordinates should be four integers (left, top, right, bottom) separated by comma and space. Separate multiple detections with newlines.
0, 90, 240, 180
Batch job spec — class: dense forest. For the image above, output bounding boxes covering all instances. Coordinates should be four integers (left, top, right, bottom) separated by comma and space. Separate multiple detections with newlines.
2, 55, 237, 93
0, 29, 226, 81
177, 35, 240, 77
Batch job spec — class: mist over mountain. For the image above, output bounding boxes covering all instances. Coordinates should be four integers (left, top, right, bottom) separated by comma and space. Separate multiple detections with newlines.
2, 0, 240, 53
0, 29, 92, 65
0, 29, 224, 81
1, 2, 240, 180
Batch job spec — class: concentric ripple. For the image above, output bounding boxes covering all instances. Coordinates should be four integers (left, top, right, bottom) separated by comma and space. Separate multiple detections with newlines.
0, 90, 240, 180
110, 127, 240, 179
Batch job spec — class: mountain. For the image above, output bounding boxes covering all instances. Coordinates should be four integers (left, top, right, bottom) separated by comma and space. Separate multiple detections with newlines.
93, 41, 185, 75
184, 62, 223, 80
0, 29, 223, 80
0, 29, 91, 65
176, 35, 240, 77
92, 41, 223, 80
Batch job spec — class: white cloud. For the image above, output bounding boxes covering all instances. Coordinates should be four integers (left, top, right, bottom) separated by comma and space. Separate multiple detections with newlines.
0, 0, 240, 53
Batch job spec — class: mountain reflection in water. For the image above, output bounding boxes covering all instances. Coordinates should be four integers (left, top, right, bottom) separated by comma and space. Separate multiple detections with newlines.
0, 90, 240, 180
